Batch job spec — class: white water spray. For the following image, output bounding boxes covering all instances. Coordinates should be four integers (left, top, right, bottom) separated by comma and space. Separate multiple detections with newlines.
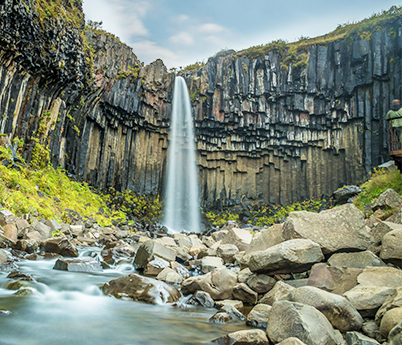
164, 76, 200, 233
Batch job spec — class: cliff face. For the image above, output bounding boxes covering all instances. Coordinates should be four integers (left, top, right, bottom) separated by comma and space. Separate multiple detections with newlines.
0, 1, 400, 208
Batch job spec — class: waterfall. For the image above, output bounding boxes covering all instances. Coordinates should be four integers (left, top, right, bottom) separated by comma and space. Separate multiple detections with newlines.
164, 76, 200, 233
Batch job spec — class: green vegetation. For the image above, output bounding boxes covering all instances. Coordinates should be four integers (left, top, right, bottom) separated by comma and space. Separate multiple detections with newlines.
34, 0, 84, 30
353, 166, 402, 212
235, 6, 402, 71
115, 65, 141, 80
181, 61, 206, 73
204, 199, 326, 228
0, 140, 163, 227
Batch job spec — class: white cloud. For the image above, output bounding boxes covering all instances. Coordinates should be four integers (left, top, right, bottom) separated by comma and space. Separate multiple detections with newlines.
199, 23, 226, 33
131, 40, 178, 67
177, 14, 190, 22
169, 32, 194, 46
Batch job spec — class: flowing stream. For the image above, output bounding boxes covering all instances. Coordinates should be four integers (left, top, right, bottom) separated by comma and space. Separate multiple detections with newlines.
164, 76, 201, 233
0, 249, 245, 345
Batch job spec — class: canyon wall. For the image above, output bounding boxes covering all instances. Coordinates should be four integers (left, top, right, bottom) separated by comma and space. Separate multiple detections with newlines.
0, 0, 401, 208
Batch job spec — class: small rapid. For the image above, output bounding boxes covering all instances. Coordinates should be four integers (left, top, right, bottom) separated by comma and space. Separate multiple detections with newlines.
0, 248, 244, 345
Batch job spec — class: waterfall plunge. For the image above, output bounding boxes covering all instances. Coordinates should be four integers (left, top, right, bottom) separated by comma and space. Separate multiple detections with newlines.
164, 76, 200, 233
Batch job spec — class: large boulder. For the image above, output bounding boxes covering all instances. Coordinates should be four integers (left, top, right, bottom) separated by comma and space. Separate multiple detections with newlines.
101, 241, 136, 265
282, 204, 370, 254
247, 239, 324, 275
245, 224, 283, 254
221, 228, 253, 251
307, 263, 361, 295
364, 189, 402, 215
3, 224, 17, 242
246, 304, 271, 329
343, 285, 394, 317
40, 237, 78, 257
156, 267, 183, 285
328, 251, 386, 269
380, 307, 402, 339
380, 229, 402, 266
280, 286, 363, 332
189, 290, 214, 308
357, 267, 402, 288
216, 244, 239, 264
53, 257, 102, 273
209, 304, 245, 323
267, 300, 343, 345
0, 210, 14, 226
181, 267, 237, 300
134, 240, 176, 269
102, 273, 180, 304
210, 329, 269, 345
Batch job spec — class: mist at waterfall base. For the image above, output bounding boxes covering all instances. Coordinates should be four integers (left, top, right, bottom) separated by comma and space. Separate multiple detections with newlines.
164, 76, 201, 234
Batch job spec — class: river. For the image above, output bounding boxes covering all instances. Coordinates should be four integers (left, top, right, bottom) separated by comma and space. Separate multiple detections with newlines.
0, 248, 245, 345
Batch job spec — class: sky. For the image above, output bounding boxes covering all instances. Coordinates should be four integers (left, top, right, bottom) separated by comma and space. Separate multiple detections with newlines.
83, 0, 400, 69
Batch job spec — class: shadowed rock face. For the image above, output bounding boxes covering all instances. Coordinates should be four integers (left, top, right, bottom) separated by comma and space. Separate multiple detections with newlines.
0, 0, 399, 206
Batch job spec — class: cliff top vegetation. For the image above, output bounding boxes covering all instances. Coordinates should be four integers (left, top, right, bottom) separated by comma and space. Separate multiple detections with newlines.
35, 0, 84, 29
235, 5, 402, 61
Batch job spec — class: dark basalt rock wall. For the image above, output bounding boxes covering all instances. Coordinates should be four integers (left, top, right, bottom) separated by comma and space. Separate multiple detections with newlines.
0, 0, 401, 208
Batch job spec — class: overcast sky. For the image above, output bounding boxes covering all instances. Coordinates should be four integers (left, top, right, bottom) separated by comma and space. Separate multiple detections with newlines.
83, 0, 400, 69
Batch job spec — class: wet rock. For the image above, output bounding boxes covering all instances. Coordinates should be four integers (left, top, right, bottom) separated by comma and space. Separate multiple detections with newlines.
259, 280, 295, 306
144, 257, 170, 276
267, 300, 342, 345
189, 290, 215, 308
7, 271, 34, 281
247, 239, 324, 275
246, 274, 276, 294
246, 304, 271, 329
102, 273, 180, 304
181, 267, 237, 300
282, 204, 370, 254
170, 261, 190, 279
209, 304, 245, 323
344, 331, 380, 345
156, 267, 183, 285
210, 329, 269, 345
101, 242, 136, 265
233, 283, 258, 305
53, 257, 102, 273
343, 285, 394, 317
0, 308, 11, 315
364, 189, 402, 215
14, 287, 37, 296
134, 240, 176, 269
380, 307, 402, 339
281, 286, 363, 332
215, 300, 244, 310
328, 251, 386, 269
40, 237, 78, 257
13, 239, 38, 254
221, 228, 253, 251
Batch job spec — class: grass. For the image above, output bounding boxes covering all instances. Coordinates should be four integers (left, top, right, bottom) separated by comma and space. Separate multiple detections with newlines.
353, 166, 402, 212
235, 5, 402, 70
204, 199, 327, 228
0, 142, 162, 227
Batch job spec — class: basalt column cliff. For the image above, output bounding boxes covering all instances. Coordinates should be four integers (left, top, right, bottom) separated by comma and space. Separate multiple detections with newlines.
0, 1, 400, 207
